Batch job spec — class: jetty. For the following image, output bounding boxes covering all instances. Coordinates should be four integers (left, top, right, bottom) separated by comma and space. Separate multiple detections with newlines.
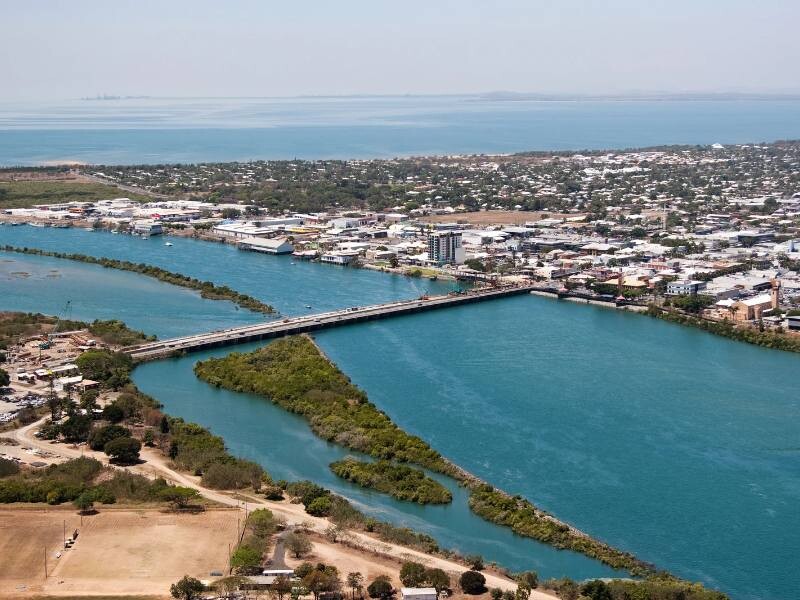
124, 284, 536, 362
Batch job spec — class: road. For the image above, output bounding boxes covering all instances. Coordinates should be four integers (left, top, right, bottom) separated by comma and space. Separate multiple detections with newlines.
126, 284, 536, 361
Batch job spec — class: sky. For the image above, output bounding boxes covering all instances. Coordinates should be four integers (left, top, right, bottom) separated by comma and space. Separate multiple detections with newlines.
1, 0, 799, 101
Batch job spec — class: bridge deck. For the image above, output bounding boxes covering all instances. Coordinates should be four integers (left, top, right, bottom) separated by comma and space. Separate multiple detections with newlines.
125, 284, 535, 362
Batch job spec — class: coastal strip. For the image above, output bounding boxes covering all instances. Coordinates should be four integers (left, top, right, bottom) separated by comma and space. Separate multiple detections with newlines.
194, 334, 658, 578
1, 245, 275, 315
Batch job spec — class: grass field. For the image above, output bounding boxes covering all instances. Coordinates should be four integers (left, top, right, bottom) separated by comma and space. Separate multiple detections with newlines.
0, 180, 149, 208
0, 507, 240, 598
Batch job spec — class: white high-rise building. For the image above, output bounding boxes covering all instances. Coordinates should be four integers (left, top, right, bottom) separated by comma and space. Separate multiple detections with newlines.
427, 231, 465, 265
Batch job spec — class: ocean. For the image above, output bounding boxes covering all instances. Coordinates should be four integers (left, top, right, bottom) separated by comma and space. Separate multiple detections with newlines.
1, 95, 800, 165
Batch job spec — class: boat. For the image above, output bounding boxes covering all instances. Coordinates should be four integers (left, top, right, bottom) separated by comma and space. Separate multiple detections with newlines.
165, 242, 173, 247
305, 304, 312, 309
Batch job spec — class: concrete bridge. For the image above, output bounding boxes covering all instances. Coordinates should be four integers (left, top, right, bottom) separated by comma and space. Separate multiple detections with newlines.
124, 284, 536, 362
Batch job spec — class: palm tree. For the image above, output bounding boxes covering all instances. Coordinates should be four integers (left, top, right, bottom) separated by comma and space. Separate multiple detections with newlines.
347, 572, 364, 600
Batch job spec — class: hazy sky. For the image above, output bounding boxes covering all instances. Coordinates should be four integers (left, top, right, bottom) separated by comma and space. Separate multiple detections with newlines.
2, 0, 799, 101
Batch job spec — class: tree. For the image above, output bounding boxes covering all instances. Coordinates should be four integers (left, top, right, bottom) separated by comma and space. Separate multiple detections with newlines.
285, 531, 313, 558
400, 561, 427, 587
60, 414, 92, 443
143, 428, 155, 446
347, 572, 364, 600
294, 562, 316, 579
248, 508, 277, 538
303, 566, 341, 600
79, 388, 99, 411
230, 545, 262, 574
88, 424, 130, 450
73, 492, 94, 514
367, 575, 393, 599
159, 486, 200, 509
273, 575, 293, 600
580, 580, 612, 600
75, 349, 132, 389
104, 436, 141, 464
425, 569, 450, 595
459, 571, 486, 595
101, 403, 125, 423
465, 555, 484, 571
490, 589, 503, 600
515, 571, 538, 597
0, 367, 9, 387
170, 575, 205, 600
305, 495, 332, 516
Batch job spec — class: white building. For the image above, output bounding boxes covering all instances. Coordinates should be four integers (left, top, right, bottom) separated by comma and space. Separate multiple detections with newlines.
427, 231, 465, 265
666, 280, 706, 296
237, 237, 294, 255
401, 588, 437, 600
131, 220, 163, 236
214, 218, 304, 239
320, 250, 360, 265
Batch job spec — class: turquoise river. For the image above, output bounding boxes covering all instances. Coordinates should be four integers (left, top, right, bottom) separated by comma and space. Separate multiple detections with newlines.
1, 226, 798, 600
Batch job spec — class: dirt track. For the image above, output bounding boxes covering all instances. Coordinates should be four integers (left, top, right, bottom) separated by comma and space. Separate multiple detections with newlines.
4, 419, 557, 600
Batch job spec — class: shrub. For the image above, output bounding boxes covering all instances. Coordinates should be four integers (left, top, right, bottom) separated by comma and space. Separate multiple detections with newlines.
367, 575, 394, 599
0, 458, 19, 477
104, 436, 141, 464
170, 575, 205, 600
285, 531, 313, 558
88, 424, 130, 450
459, 571, 486, 595
400, 561, 427, 587
306, 495, 333, 517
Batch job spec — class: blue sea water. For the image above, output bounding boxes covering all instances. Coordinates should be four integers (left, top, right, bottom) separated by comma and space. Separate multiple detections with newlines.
2, 227, 799, 599
1, 96, 800, 165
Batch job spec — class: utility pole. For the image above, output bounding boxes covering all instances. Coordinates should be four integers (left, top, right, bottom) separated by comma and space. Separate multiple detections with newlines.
63, 520, 66, 550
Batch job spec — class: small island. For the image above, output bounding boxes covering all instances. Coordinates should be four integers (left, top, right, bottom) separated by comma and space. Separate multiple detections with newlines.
330, 457, 453, 504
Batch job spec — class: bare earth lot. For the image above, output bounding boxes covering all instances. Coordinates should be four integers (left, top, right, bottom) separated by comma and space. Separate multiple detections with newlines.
0, 507, 239, 598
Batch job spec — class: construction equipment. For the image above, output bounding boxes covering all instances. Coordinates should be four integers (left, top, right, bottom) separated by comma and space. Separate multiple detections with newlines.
48, 300, 72, 342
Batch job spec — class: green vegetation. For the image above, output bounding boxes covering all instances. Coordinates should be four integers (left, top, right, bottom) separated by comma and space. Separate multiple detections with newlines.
170, 575, 205, 600
469, 484, 654, 576
2, 246, 275, 314
367, 575, 393, 599
104, 436, 141, 464
541, 577, 728, 600
285, 480, 442, 555
459, 570, 486, 594
231, 508, 279, 574
285, 531, 313, 558
194, 335, 681, 579
330, 457, 452, 504
76, 349, 134, 388
0, 311, 152, 350
168, 418, 267, 489
647, 305, 800, 353
400, 561, 450, 592
0, 456, 170, 505
194, 336, 460, 477
0, 179, 148, 209
666, 295, 714, 313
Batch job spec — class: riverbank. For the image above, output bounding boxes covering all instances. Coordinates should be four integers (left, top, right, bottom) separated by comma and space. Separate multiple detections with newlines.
1, 245, 275, 315
193, 335, 658, 578
645, 304, 800, 353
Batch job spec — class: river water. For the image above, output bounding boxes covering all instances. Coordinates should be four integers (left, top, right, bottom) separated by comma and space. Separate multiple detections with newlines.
2, 226, 798, 600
